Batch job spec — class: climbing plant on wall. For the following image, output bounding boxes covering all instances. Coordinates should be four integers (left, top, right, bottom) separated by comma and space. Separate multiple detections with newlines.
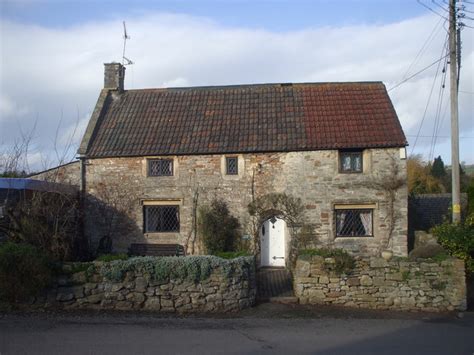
248, 192, 315, 267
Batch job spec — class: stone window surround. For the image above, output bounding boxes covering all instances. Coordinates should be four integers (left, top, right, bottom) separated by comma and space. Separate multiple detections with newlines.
147, 158, 174, 177
220, 154, 244, 180
332, 203, 377, 240
337, 149, 371, 174
142, 156, 179, 178
142, 199, 182, 236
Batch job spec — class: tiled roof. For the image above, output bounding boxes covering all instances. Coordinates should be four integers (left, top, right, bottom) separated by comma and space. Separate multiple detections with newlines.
83, 82, 407, 157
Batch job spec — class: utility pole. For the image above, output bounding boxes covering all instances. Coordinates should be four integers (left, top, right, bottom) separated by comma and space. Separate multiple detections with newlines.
449, 0, 461, 223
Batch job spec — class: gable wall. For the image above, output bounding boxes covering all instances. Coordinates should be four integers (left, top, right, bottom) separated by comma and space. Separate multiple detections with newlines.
83, 147, 407, 257
31, 161, 81, 186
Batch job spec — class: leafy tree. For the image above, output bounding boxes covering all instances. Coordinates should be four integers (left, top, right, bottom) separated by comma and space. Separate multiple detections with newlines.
0, 170, 28, 178
431, 156, 447, 179
444, 163, 473, 193
407, 155, 444, 194
467, 179, 474, 216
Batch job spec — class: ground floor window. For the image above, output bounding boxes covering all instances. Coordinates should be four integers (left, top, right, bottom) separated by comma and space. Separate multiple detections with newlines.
144, 205, 180, 233
334, 206, 373, 237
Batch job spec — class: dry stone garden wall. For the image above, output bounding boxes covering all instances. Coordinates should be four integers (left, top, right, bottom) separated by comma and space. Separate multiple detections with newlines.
294, 255, 466, 312
41, 256, 256, 313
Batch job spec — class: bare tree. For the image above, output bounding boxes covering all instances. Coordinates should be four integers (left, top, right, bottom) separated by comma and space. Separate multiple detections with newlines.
0, 122, 36, 177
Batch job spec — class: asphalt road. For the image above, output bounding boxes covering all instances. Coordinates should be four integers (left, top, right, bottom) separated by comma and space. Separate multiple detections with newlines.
0, 305, 473, 355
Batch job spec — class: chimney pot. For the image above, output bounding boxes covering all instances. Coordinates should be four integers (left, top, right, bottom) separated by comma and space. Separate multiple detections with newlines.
104, 63, 125, 91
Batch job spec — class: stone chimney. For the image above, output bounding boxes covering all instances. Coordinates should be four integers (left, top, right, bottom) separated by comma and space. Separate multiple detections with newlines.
104, 63, 125, 92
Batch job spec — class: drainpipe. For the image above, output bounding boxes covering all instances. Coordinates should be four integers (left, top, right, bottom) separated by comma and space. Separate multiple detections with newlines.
79, 156, 88, 258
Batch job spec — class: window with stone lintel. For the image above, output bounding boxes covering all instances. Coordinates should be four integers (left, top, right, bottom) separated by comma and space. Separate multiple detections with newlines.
334, 204, 374, 237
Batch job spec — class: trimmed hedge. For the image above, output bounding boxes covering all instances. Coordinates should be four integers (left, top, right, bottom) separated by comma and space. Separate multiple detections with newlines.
215, 251, 251, 259
98, 255, 254, 283
95, 253, 128, 262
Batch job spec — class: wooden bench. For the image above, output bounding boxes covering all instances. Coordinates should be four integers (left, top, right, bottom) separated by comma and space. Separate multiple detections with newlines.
129, 243, 185, 257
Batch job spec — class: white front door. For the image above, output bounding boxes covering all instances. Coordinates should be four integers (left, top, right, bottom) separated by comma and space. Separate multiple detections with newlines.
260, 217, 286, 267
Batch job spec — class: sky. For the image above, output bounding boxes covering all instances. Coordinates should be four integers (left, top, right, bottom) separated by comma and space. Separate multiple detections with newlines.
0, 0, 473, 171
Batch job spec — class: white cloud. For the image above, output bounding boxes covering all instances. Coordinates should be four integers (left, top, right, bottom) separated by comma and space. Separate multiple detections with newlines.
0, 12, 473, 169
0, 95, 30, 119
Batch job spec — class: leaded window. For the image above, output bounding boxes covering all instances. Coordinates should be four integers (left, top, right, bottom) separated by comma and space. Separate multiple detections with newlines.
335, 209, 373, 237
144, 205, 180, 232
339, 151, 362, 173
148, 159, 173, 176
226, 157, 238, 175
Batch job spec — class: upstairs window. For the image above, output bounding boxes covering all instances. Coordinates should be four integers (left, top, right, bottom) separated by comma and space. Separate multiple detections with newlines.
335, 207, 373, 237
339, 151, 362, 173
144, 205, 180, 233
226, 157, 238, 175
148, 159, 173, 176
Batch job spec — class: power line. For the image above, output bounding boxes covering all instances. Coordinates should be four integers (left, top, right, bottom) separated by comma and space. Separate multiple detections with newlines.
432, 0, 450, 12
417, 0, 450, 19
429, 41, 449, 161
410, 38, 448, 155
387, 54, 448, 92
400, 17, 445, 82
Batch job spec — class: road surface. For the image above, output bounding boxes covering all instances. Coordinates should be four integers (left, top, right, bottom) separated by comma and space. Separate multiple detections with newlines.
0, 305, 473, 354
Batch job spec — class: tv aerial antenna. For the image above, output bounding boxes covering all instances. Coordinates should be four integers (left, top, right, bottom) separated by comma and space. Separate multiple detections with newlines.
122, 21, 134, 66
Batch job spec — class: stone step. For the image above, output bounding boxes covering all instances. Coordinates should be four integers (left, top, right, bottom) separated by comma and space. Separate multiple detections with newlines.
269, 296, 299, 304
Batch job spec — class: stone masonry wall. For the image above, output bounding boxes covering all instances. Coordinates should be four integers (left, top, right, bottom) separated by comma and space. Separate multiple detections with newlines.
31, 161, 81, 186
83, 148, 408, 257
294, 255, 466, 312
41, 257, 256, 313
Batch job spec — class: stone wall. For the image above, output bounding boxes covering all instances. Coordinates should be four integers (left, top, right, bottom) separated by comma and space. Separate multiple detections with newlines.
82, 147, 408, 258
31, 161, 81, 186
294, 255, 466, 312
42, 256, 256, 313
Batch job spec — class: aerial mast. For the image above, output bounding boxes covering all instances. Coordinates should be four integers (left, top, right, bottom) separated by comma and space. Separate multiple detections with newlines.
122, 21, 134, 66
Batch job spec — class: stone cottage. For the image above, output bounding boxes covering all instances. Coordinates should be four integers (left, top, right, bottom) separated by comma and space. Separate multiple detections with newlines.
74, 63, 408, 266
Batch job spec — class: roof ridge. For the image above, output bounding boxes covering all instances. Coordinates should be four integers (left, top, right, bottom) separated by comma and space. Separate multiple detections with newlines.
124, 81, 385, 93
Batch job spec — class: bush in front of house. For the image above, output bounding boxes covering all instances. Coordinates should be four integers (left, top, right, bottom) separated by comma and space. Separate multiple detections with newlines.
95, 253, 129, 262
4, 190, 85, 262
431, 214, 474, 273
99, 255, 254, 283
199, 199, 240, 255
299, 248, 355, 274
215, 251, 251, 259
0, 242, 52, 302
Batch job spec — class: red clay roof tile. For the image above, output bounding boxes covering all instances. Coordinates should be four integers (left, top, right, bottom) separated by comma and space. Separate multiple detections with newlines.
85, 82, 407, 157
